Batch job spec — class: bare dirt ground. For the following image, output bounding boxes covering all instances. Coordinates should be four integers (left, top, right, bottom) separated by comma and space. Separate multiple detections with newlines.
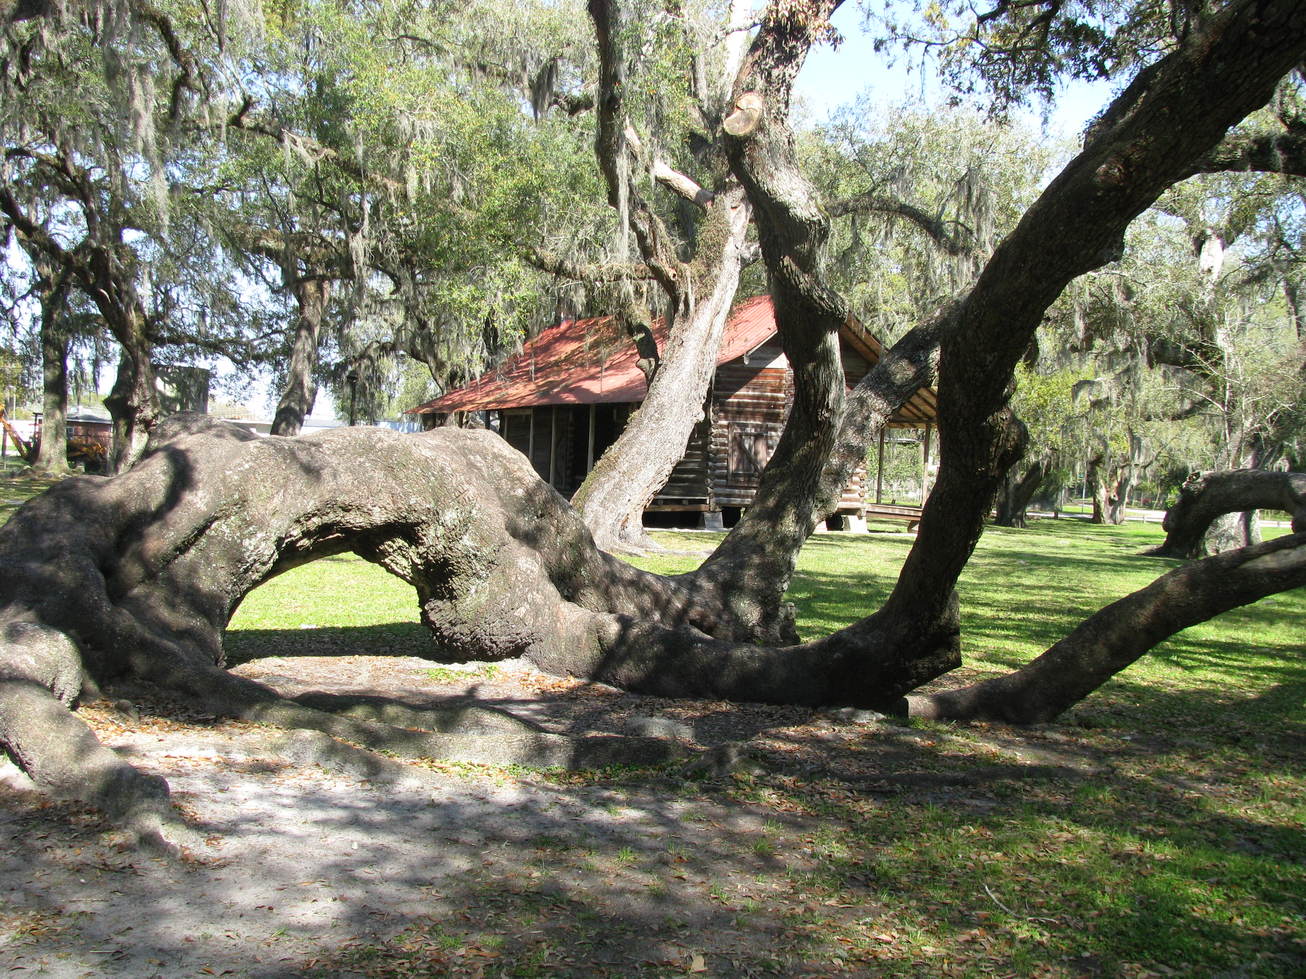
0, 654, 1148, 978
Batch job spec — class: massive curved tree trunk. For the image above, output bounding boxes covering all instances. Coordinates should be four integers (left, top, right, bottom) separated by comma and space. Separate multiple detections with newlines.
0, 419, 948, 712
3, 0, 1305, 841
1149, 469, 1306, 558
2, 419, 1303, 836
0, 418, 960, 834
880, 0, 1306, 650
682, 0, 950, 651
690, 0, 858, 643
695, 0, 1306, 642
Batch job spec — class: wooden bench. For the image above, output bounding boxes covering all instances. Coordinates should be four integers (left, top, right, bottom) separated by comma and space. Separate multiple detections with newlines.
862, 503, 924, 531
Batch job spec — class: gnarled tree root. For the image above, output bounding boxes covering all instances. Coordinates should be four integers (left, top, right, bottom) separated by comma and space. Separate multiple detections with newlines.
0, 680, 179, 849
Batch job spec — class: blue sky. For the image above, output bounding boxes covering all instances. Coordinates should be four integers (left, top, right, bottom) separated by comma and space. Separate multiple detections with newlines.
793, 3, 1116, 139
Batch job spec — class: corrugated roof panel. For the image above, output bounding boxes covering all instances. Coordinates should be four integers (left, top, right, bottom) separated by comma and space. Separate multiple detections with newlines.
409, 295, 937, 425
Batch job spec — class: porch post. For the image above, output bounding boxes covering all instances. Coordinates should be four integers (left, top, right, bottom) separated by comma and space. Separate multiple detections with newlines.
548, 406, 558, 486
875, 426, 886, 504
587, 404, 596, 472
921, 423, 933, 503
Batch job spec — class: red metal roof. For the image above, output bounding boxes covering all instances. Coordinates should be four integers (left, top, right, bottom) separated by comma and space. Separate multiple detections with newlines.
409, 296, 780, 414
407, 295, 936, 424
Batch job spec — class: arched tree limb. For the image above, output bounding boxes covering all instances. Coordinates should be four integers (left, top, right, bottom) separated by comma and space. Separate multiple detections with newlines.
0, 414, 973, 830
904, 532, 1306, 724
0, 419, 712, 830
0, 414, 1010, 829
1148, 469, 1306, 558
828, 193, 975, 256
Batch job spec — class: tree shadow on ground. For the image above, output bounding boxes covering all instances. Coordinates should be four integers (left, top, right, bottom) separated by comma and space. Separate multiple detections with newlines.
3, 646, 1302, 977
222, 623, 436, 666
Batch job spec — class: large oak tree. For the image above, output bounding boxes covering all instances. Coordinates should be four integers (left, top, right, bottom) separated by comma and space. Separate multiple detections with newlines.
1, 0, 1304, 846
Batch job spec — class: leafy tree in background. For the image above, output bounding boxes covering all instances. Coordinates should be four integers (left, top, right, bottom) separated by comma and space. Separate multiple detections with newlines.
806, 104, 1054, 338
1028, 168, 1306, 532
993, 364, 1078, 525
0, 0, 269, 469
211, 0, 603, 433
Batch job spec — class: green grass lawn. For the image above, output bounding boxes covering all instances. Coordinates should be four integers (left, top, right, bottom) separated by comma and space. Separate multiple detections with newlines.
632, 522, 1305, 976
4, 475, 1303, 976
0, 472, 64, 526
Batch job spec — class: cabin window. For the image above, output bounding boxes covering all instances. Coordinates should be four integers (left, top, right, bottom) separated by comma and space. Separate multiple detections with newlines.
729, 425, 771, 476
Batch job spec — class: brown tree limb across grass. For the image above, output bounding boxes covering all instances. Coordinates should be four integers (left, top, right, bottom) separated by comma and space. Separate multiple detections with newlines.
904, 530, 1306, 723
1148, 469, 1306, 558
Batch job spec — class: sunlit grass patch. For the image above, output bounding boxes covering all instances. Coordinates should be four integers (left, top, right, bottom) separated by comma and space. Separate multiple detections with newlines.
0, 472, 65, 524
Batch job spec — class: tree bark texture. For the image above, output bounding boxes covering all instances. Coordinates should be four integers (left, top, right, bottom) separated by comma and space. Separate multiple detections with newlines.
0, 156, 163, 473
695, 0, 1304, 650
4, 0, 1306, 836
0, 419, 974, 829
0, 420, 761, 828
102, 329, 161, 473
571, 185, 753, 551
0, 419, 959, 705
32, 263, 72, 476
1089, 440, 1148, 525
695, 0, 864, 642
1149, 469, 1306, 558
270, 277, 330, 436
572, 0, 755, 552
1088, 453, 1115, 524
1199, 510, 1261, 556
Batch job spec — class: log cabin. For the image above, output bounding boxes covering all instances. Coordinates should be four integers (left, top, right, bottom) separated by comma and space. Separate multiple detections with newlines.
406, 295, 937, 528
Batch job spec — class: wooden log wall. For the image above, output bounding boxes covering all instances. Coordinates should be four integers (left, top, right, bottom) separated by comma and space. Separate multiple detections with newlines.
650, 415, 712, 508
709, 345, 791, 509
492, 339, 889, 516
706, 345, 870, 514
